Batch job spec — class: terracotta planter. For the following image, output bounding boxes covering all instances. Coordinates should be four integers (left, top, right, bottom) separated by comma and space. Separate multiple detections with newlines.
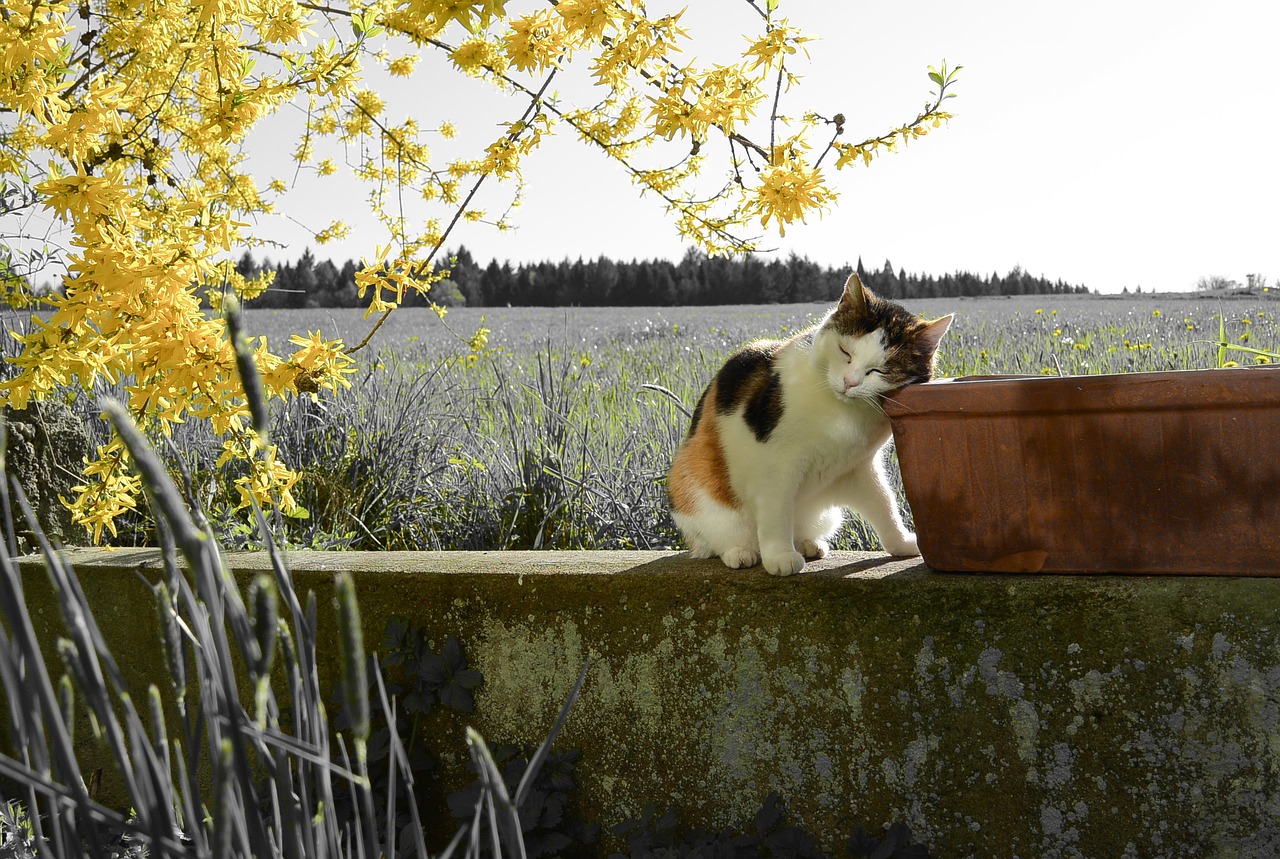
883, 367, 1280, 575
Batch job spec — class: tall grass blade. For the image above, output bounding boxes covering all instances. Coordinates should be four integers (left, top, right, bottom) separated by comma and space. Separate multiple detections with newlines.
467, 727, 526, 859
514, 661, 590, 808
373, 665, 429, 859
334, 573, 369, 744
0, 484, 99, 856
225, 296, 272, 443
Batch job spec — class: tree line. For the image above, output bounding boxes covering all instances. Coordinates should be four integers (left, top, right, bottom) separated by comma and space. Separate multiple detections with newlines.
234, 247, 1091, 309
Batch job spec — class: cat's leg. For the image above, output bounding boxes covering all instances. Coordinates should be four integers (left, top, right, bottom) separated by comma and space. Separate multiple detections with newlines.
674, 495, 759, 569
686, 541, 717, 560
752, 485, 806, 576
834, 456, 919, 557
721, 546, 761, 569
794, 504, 842, 560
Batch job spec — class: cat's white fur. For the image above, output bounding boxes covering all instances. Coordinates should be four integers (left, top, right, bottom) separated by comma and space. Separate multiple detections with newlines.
673, 280, 949, 575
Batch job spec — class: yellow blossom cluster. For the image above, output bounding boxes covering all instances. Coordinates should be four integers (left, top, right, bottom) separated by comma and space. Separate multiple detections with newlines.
1, 0, 958, 540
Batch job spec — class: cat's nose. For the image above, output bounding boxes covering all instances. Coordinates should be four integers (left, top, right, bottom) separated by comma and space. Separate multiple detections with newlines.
843, 371, 865, 391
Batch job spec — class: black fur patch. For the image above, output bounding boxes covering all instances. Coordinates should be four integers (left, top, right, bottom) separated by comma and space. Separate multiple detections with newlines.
687, 387, 709, 437
714, 341, 784, 442
743, 368, 783, 442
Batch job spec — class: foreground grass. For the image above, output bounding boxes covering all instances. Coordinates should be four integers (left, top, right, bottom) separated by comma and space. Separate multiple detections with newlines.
16, 294, 1279, 551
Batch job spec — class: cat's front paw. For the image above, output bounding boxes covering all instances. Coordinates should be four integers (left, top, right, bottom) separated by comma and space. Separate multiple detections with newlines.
796, 538, 829, 561
721, 547, 761, 569
763, 550, 806, 577
881, 532, 920, 557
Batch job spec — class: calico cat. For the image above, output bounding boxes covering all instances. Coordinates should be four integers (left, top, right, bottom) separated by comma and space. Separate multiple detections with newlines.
667, 274, 952, 576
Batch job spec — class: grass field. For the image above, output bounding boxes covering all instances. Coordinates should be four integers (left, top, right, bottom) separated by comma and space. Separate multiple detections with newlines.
6, 292, 1278, 550
221, 293, 1279, 553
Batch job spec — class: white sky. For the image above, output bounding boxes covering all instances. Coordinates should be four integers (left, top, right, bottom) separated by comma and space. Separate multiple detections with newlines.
247, 0, 1280, 294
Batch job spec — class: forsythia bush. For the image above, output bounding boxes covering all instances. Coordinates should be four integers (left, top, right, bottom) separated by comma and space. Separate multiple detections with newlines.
0, 0, 958, 541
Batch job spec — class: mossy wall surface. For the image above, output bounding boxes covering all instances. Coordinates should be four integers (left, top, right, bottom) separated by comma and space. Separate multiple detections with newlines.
13, 549, 1280, 858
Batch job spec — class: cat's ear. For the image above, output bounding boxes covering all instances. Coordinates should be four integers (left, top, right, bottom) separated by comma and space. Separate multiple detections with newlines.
917, 314, 953, 355
839, 273, 869, 315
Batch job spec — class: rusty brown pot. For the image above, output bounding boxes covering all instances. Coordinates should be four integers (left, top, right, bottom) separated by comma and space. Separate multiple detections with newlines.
883, 366, 1280, 575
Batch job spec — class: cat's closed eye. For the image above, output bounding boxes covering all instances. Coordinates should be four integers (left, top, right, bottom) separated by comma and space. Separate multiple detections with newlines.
866, 368, 883, 375
838, 344, 851, 360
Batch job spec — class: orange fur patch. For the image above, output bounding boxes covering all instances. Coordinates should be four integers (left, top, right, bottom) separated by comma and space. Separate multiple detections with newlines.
668, 380, 737, 514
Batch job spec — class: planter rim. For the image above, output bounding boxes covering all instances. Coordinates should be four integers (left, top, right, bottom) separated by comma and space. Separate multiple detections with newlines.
883, 364, 1280, 418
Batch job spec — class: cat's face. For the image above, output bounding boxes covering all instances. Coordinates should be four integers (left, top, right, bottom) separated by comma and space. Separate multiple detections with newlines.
817, 275, 952, 402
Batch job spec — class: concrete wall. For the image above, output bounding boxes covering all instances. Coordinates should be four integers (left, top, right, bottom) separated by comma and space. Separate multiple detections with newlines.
14, 548, 1280, 858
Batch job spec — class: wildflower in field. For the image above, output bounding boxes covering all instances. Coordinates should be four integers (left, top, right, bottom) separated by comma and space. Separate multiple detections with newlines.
1223, 361, 1240, 367
1257, 356, 1272, 364
1035, 308, 1043, 315
1152, 309, 1162, 317
468, 324, 491, 352
1241, 332, 1251, 342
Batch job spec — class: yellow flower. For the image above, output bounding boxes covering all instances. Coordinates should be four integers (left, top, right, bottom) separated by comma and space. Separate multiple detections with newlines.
450, 38, 502, 75
749, 159, 835, 236
1223, 361, 1240, 368
388, 54, 419, 77
1255, 355, 1271, 365
504, 10, 562, 73
555, 0, 611, 42
742, 24, 811, 74
314, 220, 350, 244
